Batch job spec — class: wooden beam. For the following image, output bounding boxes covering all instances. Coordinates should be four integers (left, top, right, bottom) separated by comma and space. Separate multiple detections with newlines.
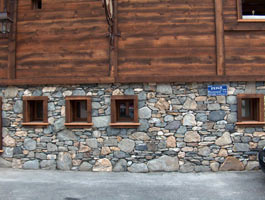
8, 0, 17, 80
110, 0, 118, 81
215, 0, 225, 76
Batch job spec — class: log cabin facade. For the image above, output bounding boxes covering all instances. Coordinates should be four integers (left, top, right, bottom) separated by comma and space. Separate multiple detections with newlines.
0, 0, 264, 172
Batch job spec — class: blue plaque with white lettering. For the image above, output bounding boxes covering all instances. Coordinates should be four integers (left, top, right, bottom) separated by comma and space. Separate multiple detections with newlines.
208, 85, 227, 96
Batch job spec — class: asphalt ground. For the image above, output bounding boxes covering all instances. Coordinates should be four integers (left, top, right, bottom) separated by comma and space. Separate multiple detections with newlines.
0, 169, 264, 200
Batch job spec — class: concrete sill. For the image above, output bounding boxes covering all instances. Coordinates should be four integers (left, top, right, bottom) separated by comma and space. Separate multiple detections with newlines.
110, 122, 140, 128
64, 123, 93, 128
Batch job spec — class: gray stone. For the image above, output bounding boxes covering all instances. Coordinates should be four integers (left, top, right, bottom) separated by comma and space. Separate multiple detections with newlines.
40, 160, 56, 170
258, 140, 265, 148
164, 115, 174, 122
57, 130, 77, 141
227, 112, 237, 123
184, 131, 200, 143
4, 87, 18, 98
54, 91, 63, 98
135, 144, 148, 151
32, 90, 42, 96
183, 114, 196, 126
40, 136, 52, 143
210, 162, 220, 172
93, 116, 110, 128
156, 84, 172, 95
73, 90, 85, 96
106, 127, 120, 136
227, 96, 237, 104
147, 156, 179, 172
54, 118, 65, 132
138, 119, 149, 131
2, 147, 13, 158
138, 92, 146, 101
183, 98, 197, 110
13, 147, 23, 155
196, 113, 207, 122
23, 160, 39, 170
128, 163, 148, 173
80, 162, 93, 171
198, 147, 211, 157
215, 132, 232, 146
129, 132, 150, 141
0, 157, 12, 168
24, 138, 36, 150
57, 152, 72, 170
195, 166, 211, 172
208, 111, 226, 122
104, 138, 118, 147
113, 159, 127, 172
14, 100, 23, 113
114, 151, 127, 158
180, 162, 195, 173
2, 118, 10, 127
177, 126, 187, 135
48, 103, 55, 111
139, 107, 152, 119
124, 88, 134, 95
165, 121, 181, 130
86, 138, 98, 148
92, 102, 101, 109
47, 143, 57, 152
118, 139, 135, 153
207, 104, 220, 111
233, 143, 250, 152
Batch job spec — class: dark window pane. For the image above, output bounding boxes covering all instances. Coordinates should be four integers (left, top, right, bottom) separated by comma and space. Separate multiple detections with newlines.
29, 100, 43, 122
119, 103, 127, 118
242, 99, 250, 118
242, 0, 265, 16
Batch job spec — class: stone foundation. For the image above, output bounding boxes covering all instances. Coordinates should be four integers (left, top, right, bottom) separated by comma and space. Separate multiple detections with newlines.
0, 82, 264, 172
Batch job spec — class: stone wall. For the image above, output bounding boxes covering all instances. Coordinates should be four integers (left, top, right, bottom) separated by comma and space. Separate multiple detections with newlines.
0, 82, 264, 172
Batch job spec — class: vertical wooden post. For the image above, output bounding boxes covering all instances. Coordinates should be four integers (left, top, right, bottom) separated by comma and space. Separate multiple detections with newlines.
0, 0, 5, 12
8, 0, 17, 80
112, 0, 118, 81
215, 0, 225, 76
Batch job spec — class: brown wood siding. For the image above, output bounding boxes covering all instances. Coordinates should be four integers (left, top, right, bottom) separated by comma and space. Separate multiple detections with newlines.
224, 0, 265, 76
117, 0, 217, 79
0, 39, 8, 79
16, 0, 110, 79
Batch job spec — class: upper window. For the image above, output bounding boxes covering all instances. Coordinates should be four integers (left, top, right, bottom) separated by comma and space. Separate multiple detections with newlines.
110, 95, 140, 128
22, 96, 48, 127
238, 0, 265, 20
237, 94, 265, 125
65, 96, 92, 127
32, 0, 42, 10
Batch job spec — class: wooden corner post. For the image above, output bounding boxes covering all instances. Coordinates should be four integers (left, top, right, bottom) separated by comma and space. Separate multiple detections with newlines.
215, 0, 225, 76
8, 0, 18, 80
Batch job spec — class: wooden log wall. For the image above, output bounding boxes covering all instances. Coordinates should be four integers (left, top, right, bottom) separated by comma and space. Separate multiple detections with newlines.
117, 0, 217, 82
0, 0, 265, 85
223, 0, 265, 76
16, 0, 110, 80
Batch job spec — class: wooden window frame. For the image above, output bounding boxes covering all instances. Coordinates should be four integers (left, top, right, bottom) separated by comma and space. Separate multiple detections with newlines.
22, 96, 48, 127
237, 0, 265, 22
110, 95, 140, 128
0, 97, 2, 154
236, 94, 265, 126
65, 96, 93, 128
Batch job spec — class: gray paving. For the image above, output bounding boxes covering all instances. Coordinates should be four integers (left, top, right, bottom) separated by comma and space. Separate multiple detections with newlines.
0, 169, 264, 200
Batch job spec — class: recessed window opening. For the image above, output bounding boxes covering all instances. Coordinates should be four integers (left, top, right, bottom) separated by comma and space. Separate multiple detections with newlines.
71, 100, 87, 122
242, 0, 265, 19
28, 100, 43, 122
241, 98, 259, 121
116, 100, 134, 122
32, 0, 42, 10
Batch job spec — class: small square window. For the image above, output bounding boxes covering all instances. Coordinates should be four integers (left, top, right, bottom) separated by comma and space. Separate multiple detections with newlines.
238, 0, 265, 20
237, 94, 265, 126
65, 96, 92, 128
110, 95, 140, 128
32, 0, 42, 10
23, 96, 48, 127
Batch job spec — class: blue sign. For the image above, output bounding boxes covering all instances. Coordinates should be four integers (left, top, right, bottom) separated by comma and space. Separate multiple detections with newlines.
208, 85, 227, 96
